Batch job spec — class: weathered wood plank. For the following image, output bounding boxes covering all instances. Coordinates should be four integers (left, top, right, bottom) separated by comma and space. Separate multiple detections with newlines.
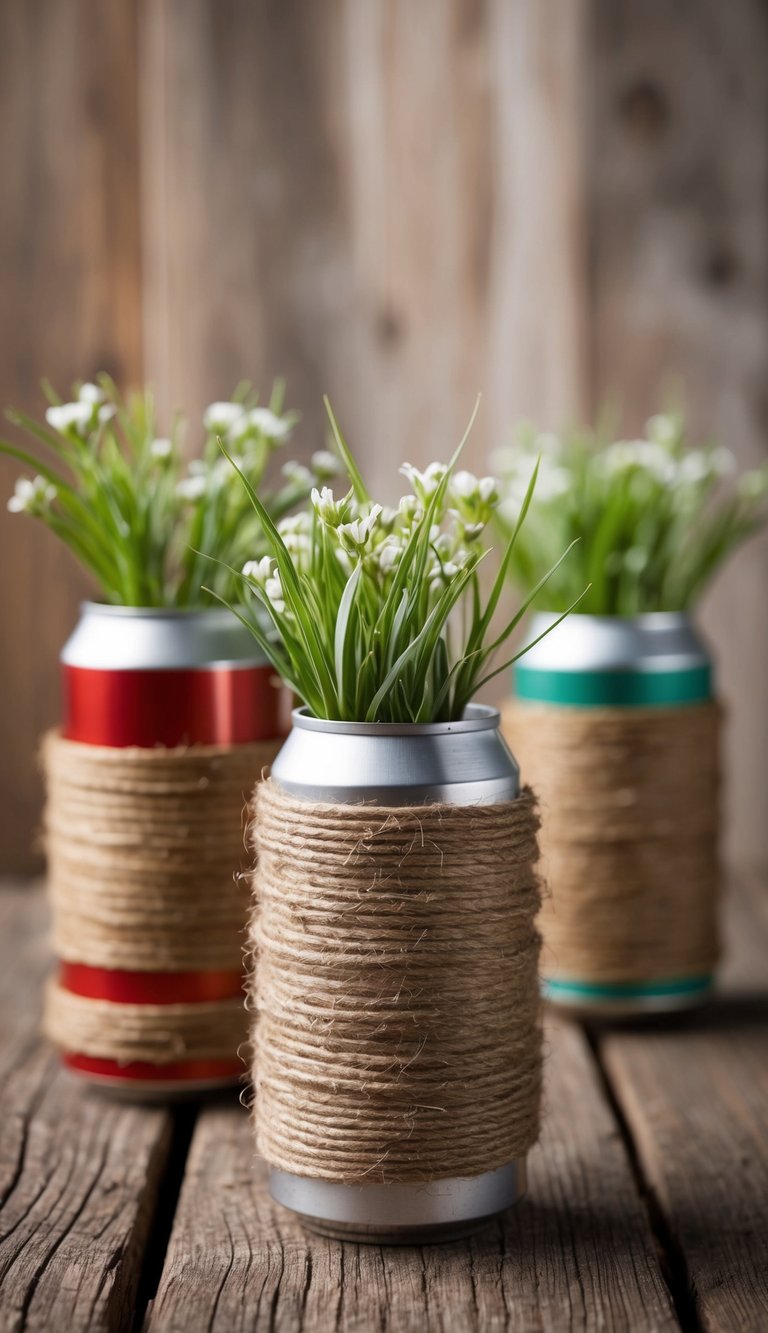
139, 0, 589, 490
148, 1017, 676, 1332
595, 875, 768, 1333
0, 887, 174, 1333
0, 0, 143, 874
589, 0, 768, 869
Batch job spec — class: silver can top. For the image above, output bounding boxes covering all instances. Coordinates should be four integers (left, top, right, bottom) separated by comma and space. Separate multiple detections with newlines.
271, 703, 519, 806
61, 601, 267, 670
519, 611, 710, 673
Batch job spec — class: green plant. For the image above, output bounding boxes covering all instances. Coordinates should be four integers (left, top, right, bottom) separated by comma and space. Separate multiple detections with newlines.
493, 413, 768, 616
2, 375, 340, 606
210, 399, 578, 723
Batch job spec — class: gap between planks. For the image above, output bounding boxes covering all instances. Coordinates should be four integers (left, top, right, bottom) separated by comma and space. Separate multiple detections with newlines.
589, 874, 768, 1333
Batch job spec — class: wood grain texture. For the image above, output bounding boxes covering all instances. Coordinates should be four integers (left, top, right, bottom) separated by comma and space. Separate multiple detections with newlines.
595, 874, 768, 1333
0, 886, 173, 1333
589, 0, 768, 866
0, 1, 143, 874
147, 1018, 675, 1332
139, 0, 589, 489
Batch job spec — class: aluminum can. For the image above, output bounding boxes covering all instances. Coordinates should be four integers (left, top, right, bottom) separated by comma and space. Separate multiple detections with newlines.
267, 703, 527, 1243
513, 610, 715, 1016
62, 602, 285, 746
55, 601, 285, 1096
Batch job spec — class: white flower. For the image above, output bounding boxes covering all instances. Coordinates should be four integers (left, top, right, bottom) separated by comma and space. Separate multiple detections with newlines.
176, 474, 207, 501
281, 460, 313, 487
677, 451, 711, 486
243, 555, 274, 585
311, 485, 345, 526
264, 574, 286, 613
150, 437, 173, 459
281, 532, 311, 563
78, 382, 104, 404
624, 547, 648, 574
248, 407, 292, 440
45, 401, 94, 437
337, 504, 383, 554
7, 475, 56, 514
429, 558, 461, 596
400, 461, 448, 499
450, 470, 479, 500
432, 532, 455, 559
377, 537, 404, 575
311, 450, 341, 479
98, 404, 116, 425
203, 401, 245, 434
378, 506, 398, 532
646, 414, 680, 448
604, 440, 677, 484
439, 561, 460, 579
398, 494, 422, 524
459, 521, 485, 542
448, 471, 499, 530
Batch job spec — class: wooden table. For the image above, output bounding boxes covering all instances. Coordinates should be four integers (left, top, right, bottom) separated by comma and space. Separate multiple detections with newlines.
0, 877, 766, 1333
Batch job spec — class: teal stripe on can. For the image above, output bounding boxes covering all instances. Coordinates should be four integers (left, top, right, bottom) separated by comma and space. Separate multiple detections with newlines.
543, 975, 714, 1002
513, 662, 712, 707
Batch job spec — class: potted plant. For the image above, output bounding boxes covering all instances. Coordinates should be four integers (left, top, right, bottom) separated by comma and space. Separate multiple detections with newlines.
494, 412, 768, 1015
3, 375, 339, 1095
217, 399, 574, 1242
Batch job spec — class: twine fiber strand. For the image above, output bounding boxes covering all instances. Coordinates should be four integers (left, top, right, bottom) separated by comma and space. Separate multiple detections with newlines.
502, 700, 721, 984
251, 780, 543, 1185
42, 730, 280, 1066
44, 982, 245, 1063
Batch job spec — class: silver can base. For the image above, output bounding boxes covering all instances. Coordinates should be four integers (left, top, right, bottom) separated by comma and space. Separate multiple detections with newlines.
62, 1065, 241, 1103
270, 1161, 526, 1245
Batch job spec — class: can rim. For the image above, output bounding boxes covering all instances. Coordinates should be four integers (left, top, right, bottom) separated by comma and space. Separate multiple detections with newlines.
79, 600, 239, 622
531, 610, 693, 630
290, 702, 501, 737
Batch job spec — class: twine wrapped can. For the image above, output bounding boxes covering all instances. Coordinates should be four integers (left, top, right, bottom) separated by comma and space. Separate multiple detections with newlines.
503, 612, 721, 1017
43, 602, 285, 1097
251, 705, 543, 1243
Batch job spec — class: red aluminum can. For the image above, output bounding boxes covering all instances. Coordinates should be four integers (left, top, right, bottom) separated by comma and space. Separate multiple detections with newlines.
55, 602, 286, 1096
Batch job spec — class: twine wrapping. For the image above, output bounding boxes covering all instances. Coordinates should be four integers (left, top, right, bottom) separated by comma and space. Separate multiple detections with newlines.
250, 779, 543, 1185
502, 700, 721, 986
42, 731, 280, 1066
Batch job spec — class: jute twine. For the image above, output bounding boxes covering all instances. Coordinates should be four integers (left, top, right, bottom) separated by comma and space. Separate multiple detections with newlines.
250, 779, 543, 1185
502, 700, 721, 985
42, 730, 281, 1066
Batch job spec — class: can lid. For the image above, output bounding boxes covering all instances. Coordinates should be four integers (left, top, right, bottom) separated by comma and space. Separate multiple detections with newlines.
61, 601, 269, 670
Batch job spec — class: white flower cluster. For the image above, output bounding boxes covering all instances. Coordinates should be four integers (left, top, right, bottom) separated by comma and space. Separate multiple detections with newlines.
175, 444, 341, 505
45, 382, 116, 437
494, 413, 738, 519
7, 475, 56, 515
241, 464, 502, 615
203, 400, 293, 443
173, 400, 340, 505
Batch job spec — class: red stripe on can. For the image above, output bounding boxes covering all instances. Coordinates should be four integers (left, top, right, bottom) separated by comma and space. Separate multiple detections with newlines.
62, 1052, 242, 1084
62, 663, 284, 747
59, 961, 244, 1005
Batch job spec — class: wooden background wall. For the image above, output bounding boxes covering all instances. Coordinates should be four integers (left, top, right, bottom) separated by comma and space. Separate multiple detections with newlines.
1, 0, 767, 872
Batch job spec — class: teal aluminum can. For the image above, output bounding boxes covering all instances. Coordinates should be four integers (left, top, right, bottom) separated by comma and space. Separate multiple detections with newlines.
513, 612, 716, 1016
